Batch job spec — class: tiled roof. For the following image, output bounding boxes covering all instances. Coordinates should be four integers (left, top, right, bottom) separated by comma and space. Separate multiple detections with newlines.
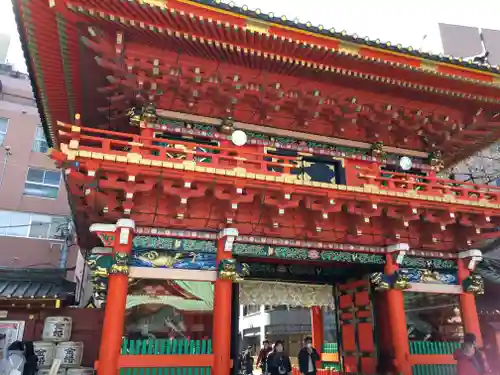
192, 0, 500, 73
0, 268, 75, 300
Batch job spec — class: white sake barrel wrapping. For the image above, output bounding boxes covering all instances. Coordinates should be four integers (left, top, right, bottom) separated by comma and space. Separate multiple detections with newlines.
67, 368, 94, 375
42, 317, 73, 342
55, 342, 84, 367
33, 341, 56, 368
38, 368, 67, 375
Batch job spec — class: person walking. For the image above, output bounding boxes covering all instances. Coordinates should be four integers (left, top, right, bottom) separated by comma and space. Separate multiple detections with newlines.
256, 340, 272, 375
266, 340, 291, 375
454, 333, 490, 375
239, 346, 254, 375
21, 342, 38, 375
297, 337, 320, 375
0, 342, 26, 375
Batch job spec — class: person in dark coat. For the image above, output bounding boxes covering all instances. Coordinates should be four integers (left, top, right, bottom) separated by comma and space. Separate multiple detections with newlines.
266, 340, 292, 375
239, 346, 254, 375
21, 342, 38, 375
256, 340, 272, 374
454, 333, 490, 375
297, 337, 320, 375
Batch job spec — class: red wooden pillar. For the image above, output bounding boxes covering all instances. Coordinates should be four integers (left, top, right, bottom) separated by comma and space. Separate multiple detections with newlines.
311, 306, 324, 367
141, 126, 154, 145
90, 219, 135, 375
457, 255, 483, 346
385, 249, 412, 375
311, 306, 324, 354
212, 228, 239, 375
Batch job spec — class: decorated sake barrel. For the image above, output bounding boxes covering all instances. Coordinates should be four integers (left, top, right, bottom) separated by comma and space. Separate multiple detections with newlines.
33, 341, 56, 368
55, 342, 84, 367
67, 368, 94, 375
38, 368, 67, 375
42, 317, 73, 342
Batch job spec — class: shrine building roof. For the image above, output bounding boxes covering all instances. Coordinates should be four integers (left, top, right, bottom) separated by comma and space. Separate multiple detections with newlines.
0, 268, 75, 308
12, 0, 500, 166
191, 0, 499, 74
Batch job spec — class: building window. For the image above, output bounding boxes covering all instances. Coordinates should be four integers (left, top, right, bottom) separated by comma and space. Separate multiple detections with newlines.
0, 210, 68, 239
243, 305, 260, 316
24, 167, 61, 199
0, 118, 8, 145
33, 125, 49, 153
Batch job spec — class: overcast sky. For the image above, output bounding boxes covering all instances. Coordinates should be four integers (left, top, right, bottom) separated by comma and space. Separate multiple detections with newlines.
1, 0, 499, 72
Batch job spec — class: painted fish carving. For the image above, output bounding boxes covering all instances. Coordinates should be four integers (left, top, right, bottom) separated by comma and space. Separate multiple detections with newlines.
136, 251, 183, 268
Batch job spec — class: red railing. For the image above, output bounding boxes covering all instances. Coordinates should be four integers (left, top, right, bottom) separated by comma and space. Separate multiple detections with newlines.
59, 123, 298, 176
358, 169, 500, 203
57, 122, 500, 204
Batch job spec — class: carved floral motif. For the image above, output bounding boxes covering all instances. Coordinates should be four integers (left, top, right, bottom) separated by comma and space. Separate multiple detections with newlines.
132, 236, 387, 265
402, 257, 457, 270
97, 233, 115, 247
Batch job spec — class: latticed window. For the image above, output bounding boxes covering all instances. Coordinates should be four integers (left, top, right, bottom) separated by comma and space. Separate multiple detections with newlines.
0, 117, 8, 145
33, 125, 49, 153
24, 167, 61, 199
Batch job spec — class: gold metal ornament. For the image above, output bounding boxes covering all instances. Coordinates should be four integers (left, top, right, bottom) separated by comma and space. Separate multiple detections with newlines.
428, 150, 444, 172
369, 272, 391, 291
218, 259, 249, 282
369, 142, 386, 158
109, 252, 130, 275
392, 272, 410, 290
127, 102, 158, 127
463, 274, 484, 295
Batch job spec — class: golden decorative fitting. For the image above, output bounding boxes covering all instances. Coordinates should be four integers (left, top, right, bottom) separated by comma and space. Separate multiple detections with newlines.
369, 272, 391, 291
392, 272, 410, 290
127, 103, 158, 127
428, 150, 444, 171
338, 41, 360, 56
218, 259, 249, 282
420, 60, 439, 73
137, 0, 168, 8
369, 141, 386, 158
463, 274, 484, 295
244, 19, 269, 34
219, 117, 235, 134
109, 252, 130, 275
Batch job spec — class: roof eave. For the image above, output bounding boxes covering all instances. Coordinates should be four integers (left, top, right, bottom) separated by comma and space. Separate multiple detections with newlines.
12, 0, 53, 148
189, 0, 500, 75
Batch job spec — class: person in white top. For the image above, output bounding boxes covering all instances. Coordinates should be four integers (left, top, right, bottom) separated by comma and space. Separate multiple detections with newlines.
0, 341, 26, 375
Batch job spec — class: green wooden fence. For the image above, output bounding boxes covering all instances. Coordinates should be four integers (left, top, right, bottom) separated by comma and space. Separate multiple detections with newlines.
410, 341, 458, 375
322, 343, 338, 353
409, 341, 460, 355
412, 365, 456, 375
321, 342, 340, 370
119, 338, 213, 375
